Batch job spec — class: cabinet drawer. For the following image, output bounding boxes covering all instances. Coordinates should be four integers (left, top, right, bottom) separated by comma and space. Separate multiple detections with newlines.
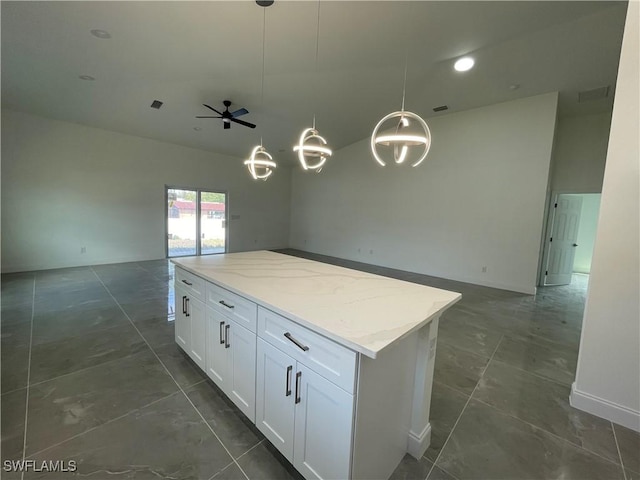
175, 268, 205, 302
207, 282, 258, 332
258, 307, 357, 394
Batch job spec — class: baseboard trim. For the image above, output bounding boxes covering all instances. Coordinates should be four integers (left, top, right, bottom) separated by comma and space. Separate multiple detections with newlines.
407, 423, 432, 459
571, 383, 640, 432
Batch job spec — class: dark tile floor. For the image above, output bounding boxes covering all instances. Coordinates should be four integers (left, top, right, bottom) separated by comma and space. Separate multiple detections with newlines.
1, 250, 638, 480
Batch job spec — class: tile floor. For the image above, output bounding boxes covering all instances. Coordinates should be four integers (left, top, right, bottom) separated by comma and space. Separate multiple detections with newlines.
1, 250, 638, 480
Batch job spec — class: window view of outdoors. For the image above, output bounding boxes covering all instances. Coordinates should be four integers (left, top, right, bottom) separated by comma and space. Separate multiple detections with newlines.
167, 188, 226, 257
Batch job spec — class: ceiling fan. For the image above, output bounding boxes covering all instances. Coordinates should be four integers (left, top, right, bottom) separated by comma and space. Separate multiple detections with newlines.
196, 100, 256, 130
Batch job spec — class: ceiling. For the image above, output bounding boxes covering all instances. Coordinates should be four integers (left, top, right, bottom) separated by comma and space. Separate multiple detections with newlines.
1, 1, 627, 165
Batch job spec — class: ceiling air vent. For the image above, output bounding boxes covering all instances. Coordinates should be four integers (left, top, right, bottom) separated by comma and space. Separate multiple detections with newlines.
150, 100, 164, 109
433, 105, 448, 112
578, 86, 610, 103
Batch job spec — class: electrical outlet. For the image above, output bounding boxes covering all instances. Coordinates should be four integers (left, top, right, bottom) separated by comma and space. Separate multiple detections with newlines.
482, 266, 487, 273
80, 247, 87, 254
369, 249, 373, 255
357, 248, 361, 253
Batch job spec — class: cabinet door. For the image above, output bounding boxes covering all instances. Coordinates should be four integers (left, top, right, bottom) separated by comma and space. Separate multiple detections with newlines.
206, 307, 229, 390
188, 296, 206, 370
227, 320, 257, 422
256, 338, 296, 462
174, 285, 190, 352
294, 364, 354, 480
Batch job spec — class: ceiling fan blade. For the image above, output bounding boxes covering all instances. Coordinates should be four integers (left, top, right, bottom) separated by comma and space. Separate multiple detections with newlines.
230, 108, 249, 118
224, 122, 231, 130
203, 104, 224, 115
196, 116, 223, 118
231, 118, 256, 129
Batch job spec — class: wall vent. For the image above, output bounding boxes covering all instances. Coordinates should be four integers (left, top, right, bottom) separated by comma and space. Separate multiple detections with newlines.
150, 100, 164, 109
433, 105, 448, 112
578, 86, 610, 103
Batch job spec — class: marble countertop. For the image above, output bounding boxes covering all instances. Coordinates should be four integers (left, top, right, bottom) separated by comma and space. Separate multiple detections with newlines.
172, 251, 461, 359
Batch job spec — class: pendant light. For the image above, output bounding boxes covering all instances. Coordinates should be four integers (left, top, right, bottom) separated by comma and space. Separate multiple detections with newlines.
293, 0, 332, 172
370, 16, 431, 168
244, 4, 276, 180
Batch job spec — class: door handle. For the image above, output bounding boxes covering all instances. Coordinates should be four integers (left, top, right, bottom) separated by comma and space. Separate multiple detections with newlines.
225, 324, 230, 348
295, 371, 302, 404
219, 300, 235, 310
284, 332, 309, 352
185, 297, 190, 317
285, 365, 293, 397
219, 321, 225, 344
182, 295, 187, 315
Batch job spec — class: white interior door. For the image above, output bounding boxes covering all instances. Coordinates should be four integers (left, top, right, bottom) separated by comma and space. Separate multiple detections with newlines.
545, 194, 583, 285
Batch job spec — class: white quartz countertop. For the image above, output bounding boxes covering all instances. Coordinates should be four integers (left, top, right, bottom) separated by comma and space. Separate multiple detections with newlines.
172, 251, 461, 359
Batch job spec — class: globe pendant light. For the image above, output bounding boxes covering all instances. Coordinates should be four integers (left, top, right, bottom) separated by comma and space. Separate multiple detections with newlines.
371, 26, 431, 168
293, 1, 332, 172
294, 124, 332, 172
244, 145, 276, 180
245, 4, 276, 181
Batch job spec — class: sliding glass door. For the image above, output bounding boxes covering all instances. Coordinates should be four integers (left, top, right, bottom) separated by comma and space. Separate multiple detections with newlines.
167, 187, 227, 257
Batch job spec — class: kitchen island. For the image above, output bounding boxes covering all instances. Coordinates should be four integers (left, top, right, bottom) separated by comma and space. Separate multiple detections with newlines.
172, 250, 460, 479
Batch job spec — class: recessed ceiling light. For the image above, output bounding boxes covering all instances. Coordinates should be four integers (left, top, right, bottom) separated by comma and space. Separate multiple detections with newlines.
454, 57, 474, 72
194, 127, 202, 131
90, 29, 111, 39
509, 84, 521, 90
78, 75, 95, 81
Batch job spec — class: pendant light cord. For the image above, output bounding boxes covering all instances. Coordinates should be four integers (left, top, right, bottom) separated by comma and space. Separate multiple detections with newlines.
401, 52, 408, 112
260, 8, 266, 146
400, 2, 413, 112
313, 0, 321, 130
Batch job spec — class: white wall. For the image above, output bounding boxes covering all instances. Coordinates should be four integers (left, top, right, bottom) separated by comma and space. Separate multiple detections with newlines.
572, 194, 601, 274
1, 109, 291, 272
571, 0, 640, 432
290, 93, 559, 294
551, 111, 612, 193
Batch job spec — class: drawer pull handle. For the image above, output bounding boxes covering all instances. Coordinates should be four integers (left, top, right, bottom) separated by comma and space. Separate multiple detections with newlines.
286, 365, 293, 396
295, 371, 302, 404
182, 295, 187, 315
181, 279, 193, 286
219, 300, 235, 310
225, 324, 230, 348
284, 332, 309, 352
219, 321, 225, 344
185, 297, 190, 317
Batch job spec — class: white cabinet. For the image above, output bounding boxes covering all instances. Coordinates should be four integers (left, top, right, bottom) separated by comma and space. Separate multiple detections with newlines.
174, 284, 190, 351
294, 364, 354, 480
256, 338, 296, 459
205, 305, 257, 422
174, 263, 441, 480
256, 338, 354, 480
174, 284, 206, 371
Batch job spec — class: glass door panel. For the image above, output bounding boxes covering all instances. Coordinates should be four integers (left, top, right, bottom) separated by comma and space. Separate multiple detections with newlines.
200, 191, 227, 255
167, 188, 197, 257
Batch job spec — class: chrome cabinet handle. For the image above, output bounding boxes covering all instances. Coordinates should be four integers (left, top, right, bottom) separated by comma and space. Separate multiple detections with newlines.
219, 321, 225, 344
284, 332, 309, 352
285, 365, 293, 396
295, 371, 302, 404
225, 324, 230, 348
219, 300, 235, 310
181, 279, 193, 286
185, 297, 190, 317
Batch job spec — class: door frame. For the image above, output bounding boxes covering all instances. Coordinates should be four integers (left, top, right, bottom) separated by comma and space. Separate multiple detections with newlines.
165, 185, 229, 258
